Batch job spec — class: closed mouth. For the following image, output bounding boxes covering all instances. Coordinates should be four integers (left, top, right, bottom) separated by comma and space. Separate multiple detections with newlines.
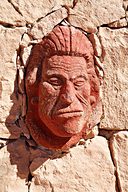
54, 110, 84, 117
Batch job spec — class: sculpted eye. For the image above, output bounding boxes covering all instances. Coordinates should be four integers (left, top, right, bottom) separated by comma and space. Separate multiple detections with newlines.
73, 77, 86, 88
48, 77, 62, 86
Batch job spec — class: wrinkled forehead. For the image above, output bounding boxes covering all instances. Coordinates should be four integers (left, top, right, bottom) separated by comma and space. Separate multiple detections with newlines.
42, 55, 88, 72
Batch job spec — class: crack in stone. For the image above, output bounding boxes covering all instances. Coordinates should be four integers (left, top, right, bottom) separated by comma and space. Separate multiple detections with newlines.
98, 130, 121, 192
0, 138, 17, 149
0, 142, 7, 149
36, 8, 61, 23
27, 171, 33, 192
62, 5, 70, 16
7, 0, 23, 16
99, 17, 128, 29
49, 181, 55, 192
0, 137, 17, 141
73, 0, 78, 8
0, 21, 14, 28
108, 140, 120, 192
123, 1, 128, 17
0, 21, 25, 28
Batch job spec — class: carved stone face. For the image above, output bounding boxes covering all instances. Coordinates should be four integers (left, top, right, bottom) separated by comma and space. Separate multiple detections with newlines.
25, 25, 102, 150
38, 55, 92, 137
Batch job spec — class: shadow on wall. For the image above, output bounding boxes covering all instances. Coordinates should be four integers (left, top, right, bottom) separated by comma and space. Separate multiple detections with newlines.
5, 66, 55, 181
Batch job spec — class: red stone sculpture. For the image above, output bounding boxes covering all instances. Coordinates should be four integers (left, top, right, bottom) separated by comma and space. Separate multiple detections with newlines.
25, 25, 102, 150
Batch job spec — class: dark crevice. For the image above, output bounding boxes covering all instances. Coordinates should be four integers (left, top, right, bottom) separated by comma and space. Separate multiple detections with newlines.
119, 16, 127, 20
99, 129, 120, 140
0, 137, 17, 141
36, 8, 60, 23
23, 137, 33, 192
15, 118, 21, 127
26, 148, 34, 192
99, 129, 122, 191
123, 1, 128, 12
7, 0, 23, 16
98, 16, 128, 29
0, 21, 25, 28
24, 160, 33, 192
100, 22, 128, 29
73, 0, 78, 8
21, 32, 27, 41
0, 21, 15, 28
16, 45, 24, 67
0, 142, 6, 149
28, 182, 31, 192
26, 23, 33, 29
0, 138, 17, 149
108, 140, 120, 192
27, 172, 33, 190
107, 25, 128, 30
62, 5, 70, 16
49, 181, 55, 192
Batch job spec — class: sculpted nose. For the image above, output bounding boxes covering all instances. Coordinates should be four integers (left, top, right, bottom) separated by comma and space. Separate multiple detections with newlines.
60, 82, 75, 105
60, 94, 73, 105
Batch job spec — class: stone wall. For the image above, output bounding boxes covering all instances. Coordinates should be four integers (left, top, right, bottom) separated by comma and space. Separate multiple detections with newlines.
0, 0, 128, 191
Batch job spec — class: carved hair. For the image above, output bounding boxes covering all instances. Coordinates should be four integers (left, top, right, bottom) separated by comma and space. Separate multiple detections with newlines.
40, 25, 94, 63
26, 25, 97, 85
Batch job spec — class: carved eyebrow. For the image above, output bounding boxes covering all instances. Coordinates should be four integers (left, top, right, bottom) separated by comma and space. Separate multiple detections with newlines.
71, 75, 88, 81
44, 73, 66, 81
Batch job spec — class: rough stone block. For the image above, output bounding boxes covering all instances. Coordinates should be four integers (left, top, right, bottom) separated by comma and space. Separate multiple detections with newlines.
0, 26, 26, 137
30, 136, 116, 192
68, 0, 125, 33
99, 27, 128, 130
110, 131, 128, 192
0, 138, 29, 192
30, 8, 68, 39
8, 0, 73, 23
0, 0, 25, 26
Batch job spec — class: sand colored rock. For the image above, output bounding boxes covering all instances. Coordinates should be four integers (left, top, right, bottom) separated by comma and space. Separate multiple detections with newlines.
88, 33, 102, 57
0, 26, 27, 138
123, 0, 128, 12
110, 131, 128, 192
99, 27, 128, 130
0, 138, 29, 192
30, 8, 68, 39
8, 0, 73, 23
68, 0, 125, 33
0, 0, 25, 26
108, 18, 128, 28
30, 136, 116, 192
0, 26, 26, 64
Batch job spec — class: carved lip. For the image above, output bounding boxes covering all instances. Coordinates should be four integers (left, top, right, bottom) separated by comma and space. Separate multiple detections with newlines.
54, 110, 84, 117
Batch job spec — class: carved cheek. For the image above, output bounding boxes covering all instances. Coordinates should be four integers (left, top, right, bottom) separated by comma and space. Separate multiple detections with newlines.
39, 82, 56, 97
80, 83, 91, 100
38, 82, 59, 115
